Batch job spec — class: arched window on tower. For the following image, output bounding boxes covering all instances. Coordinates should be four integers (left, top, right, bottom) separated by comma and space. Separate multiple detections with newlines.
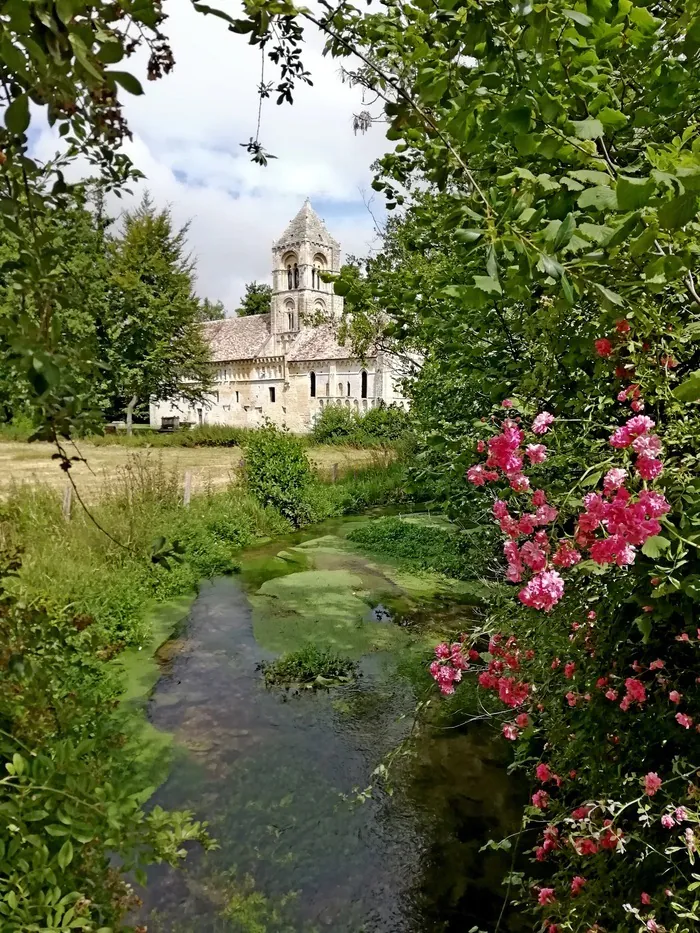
288, 312, 294, 330
347, 381, 351, 397
287, 265, 293, 290
294, 264, 299, 289
311, 268, 316, 290
310, 371, 316, 398
361, 370, 368, 399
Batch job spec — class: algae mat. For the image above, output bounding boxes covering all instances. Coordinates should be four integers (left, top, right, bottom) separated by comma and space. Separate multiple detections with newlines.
246, 532, 471, 657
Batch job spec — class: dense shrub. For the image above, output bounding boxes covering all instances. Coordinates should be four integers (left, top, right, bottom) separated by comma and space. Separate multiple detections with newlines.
243, 423, 314, 525
311, 403, 411, 446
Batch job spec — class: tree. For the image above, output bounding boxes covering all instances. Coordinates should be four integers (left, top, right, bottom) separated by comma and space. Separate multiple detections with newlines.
237, 281, 272, 316
197, 297, 227, 321
104, 193, 211, 432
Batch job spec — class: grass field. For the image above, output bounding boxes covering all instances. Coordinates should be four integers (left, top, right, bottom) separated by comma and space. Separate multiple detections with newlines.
0, 441, 388, 500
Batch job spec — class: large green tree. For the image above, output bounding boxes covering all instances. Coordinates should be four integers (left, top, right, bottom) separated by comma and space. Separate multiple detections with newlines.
103, 193, 211, 430
237, 280, 272, 316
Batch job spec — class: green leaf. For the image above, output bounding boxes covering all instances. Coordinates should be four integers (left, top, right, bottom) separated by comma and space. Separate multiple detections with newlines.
12, 753, 24, 776
597, 107, 628, 131
607, 211, 642, 249
5, 93, 29, 135
594, 283, 624, 306
617, 176, 656, 211
561, 273, 574, 305
635, 614, 652, 644
57, 840, 74, 870
473, 275, 502, 296
673, 370, 700, 402
486, 246, 499, 281
578, 186, 618, 211
658, 193, 699, 231
553, 212, 576, 250
539, 254, 564, 279
68, 34, 102, 81
563, 8, 593, 26
641, 535, 671, 559
107, 71, 144, 95
99, 41, 124, 64
56, 0, 75, 23
454, 228, 484, 243
501, 107, 531, 133
571, 118, 604, 140
630, 226, 657, 257
568, 170, 612, 186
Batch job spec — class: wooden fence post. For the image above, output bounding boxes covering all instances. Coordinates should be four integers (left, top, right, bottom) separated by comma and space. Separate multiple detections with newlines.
62, 483, 72, 521
183, 471, 192, 507
332, 462, 339, 484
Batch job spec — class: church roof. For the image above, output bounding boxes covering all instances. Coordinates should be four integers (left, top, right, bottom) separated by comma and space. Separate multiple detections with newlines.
275, 199, 339, 248
286, 323, 356, 362
203, 315, 272, 362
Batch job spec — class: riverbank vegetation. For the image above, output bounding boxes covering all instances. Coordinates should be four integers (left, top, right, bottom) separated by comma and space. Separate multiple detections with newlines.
260, 645, 359, 689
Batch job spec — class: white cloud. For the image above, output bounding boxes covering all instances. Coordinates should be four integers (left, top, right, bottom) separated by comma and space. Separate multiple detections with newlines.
32, 0, 388, 310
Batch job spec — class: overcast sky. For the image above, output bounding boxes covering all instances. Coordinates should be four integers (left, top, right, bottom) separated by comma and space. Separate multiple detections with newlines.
34, 0, 389, 312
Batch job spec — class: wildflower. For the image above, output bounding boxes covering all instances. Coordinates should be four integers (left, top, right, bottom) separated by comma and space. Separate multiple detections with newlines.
564, 662, 576, 680
644, 773, 662, 796
516, 713, 530, 728
605, 688, 618, 701
532, 488, 548, 506
676, 807, 688, 822
595, 338, 613, 357
498, 677, 530, 707
616, 319, 631, 334
502, 399, 514, 408
493, 500, 510, 519
641, 893, 651, 906
502, 723, 519, 741
571, 805, 592, 821
551, 657, 561, 670
661, 813, 675, 829
669, 690, 682, 704
633, 434, 662, 456
435, 643, 451, 660
538, 887, 556, 906
467, 464, 499, 485
631, 399, 645, 412
566, 691, 578, 707
571, 876, 587, 896
532, 790, 550, 810
636, 454, 663, 481
510, 473, 531, 492
526, 443, 548, 464
600, 825, 623, 850
624, 678, 646, 706
676, 713, 694, 729
476, 439, 486, 453
532, 412, 555, 435
521, 540, 547, 572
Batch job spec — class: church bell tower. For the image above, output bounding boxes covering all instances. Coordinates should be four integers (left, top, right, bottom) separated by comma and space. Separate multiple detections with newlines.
270, 199, 342, 354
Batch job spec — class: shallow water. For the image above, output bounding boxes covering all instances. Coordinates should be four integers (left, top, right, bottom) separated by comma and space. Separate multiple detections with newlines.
138, 517, 523, 933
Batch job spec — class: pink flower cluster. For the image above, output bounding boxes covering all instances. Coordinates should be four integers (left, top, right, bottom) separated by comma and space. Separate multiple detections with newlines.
429, 640, 472, 696
576, 483, 670, 568
608, 415, 663, 481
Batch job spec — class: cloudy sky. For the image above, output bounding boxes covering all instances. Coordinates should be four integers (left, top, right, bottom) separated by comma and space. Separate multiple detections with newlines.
34, 0, 389, 312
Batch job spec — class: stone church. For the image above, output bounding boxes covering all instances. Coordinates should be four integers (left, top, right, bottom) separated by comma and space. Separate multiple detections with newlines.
149, 199, 407, 433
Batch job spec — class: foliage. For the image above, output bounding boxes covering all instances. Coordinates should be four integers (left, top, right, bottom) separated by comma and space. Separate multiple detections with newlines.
260, 644, 358, 688
237, 281, 273, 317
243, 423, 314, 525
311, 403, 411, 446
347, 516, 479, 579
197, 297, 227, 321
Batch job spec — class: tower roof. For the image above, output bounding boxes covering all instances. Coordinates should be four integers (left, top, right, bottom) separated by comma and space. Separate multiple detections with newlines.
275, 198, 339, 248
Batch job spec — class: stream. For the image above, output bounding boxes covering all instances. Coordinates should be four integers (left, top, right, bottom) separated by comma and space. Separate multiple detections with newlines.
135, 514, 524, 933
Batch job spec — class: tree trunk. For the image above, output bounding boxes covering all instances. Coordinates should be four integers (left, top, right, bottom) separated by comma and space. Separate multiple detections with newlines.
125, 394, 138, 436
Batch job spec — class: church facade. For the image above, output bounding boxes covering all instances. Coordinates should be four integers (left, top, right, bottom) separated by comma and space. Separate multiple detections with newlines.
149, 200, 407, 433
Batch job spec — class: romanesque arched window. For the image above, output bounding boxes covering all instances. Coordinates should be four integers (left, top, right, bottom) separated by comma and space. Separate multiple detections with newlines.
294, 263, 299, 289
347, 381, 351, 397
287, 264, 293, 290
310, 371, 316, 398
314, 253, 326, 292
311, 268, 316, 290
361, 370, 368, 399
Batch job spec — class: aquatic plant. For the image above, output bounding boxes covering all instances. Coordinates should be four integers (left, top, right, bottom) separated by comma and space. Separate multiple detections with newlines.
261, 645, 358, 689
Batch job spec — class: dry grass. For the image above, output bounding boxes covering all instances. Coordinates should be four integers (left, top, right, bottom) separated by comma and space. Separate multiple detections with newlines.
0, 441, 387, 501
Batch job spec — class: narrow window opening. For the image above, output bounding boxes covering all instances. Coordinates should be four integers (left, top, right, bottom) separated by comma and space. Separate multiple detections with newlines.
293, 263, 299, 289
347, 381, 351, 397
287, 265, 293, 289
269, 387, 276, 403
361, 370, 368, 399
236, 391, 239, 403
310, 371, 316, 397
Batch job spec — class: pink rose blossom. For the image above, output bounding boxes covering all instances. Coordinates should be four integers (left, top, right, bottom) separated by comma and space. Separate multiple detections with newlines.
552, 541, 582, 567
633, 434, 662, 456
532, 790, 550, 810
571, 876, 587, 896
669, 690, 682, 704
502, 722, 519, 741
536, 763, 552, 782
636, 454, 664, 481
510, 473, 531, 492
595, 338, 613, 357
518, 570, 565, 612
532, 412, 555, 435
502, 399, 514, 408
532, 489, 548, 506
676, 712, 694, 729
435, 643, 451, 660
675, 807, 688, 821
526, 443, 548, 464
644, 772, 662, 796
661, 814, 675, 829
603, 468, 627, 497
564, 662, 576, 680
649, 659, 665, 670
538, 887, 556, 906
641, 892, 651, 906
